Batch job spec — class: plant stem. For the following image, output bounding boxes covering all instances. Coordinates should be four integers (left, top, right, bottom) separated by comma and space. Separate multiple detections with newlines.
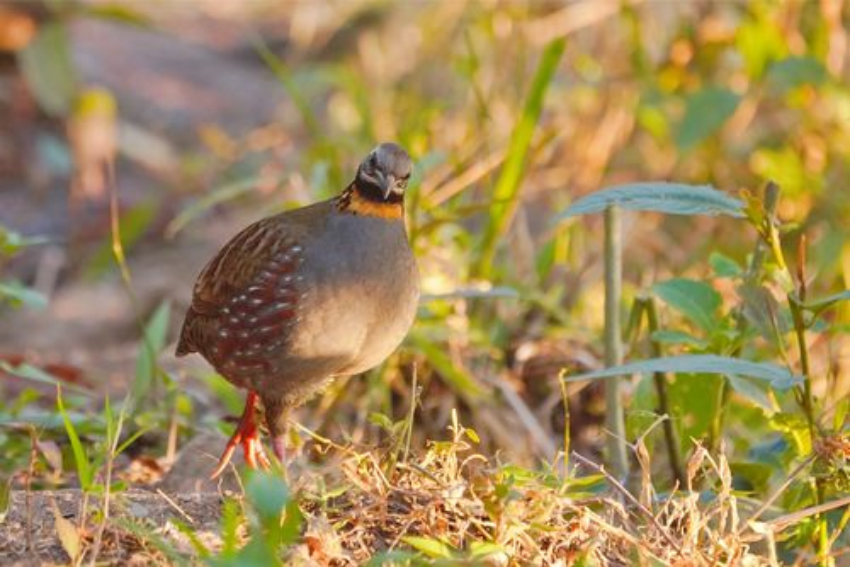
604, 205, 629, 481
751, 182, 828, 565
475, 37, 566, 277
789, 293, 830, 565
708, 182, 780, 454
788, 258, 831, 565
558, 369, 571, 477
641, 296, 686, 487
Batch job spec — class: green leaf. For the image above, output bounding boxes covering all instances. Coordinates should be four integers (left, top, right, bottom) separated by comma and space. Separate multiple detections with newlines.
564, 354, 802, 390
652, 278, 721, 333
17, 23, 78, 117
133, 300, 171, 403
736, 15, 787, 79
165, 177, 259, 237
801, 290, 850, 313
667, 373, 723, 446
727, 374, 774, 412
767, 56, 827, 92
245, 471, 289, 523
279, 499, 304, 547
0, 281, 48, 309
219, 498, 243, 556
738, 284, 787, 341
650, 330, 708, 349
709, 252, 742, 278
470, 541, 509, 559
410, 335, 486, 400
0, 362, 91, 396
770, 412, 812, 456
563, 473, 606, 497
402, 536, 455, 558
476, 37, 566, 277
0, 226, 48, 256
114, 518, 190, 566
557, 183, 744, 221
730, 461, 774, 492
676, 88, 740, 150
368, 412, 395, 432
171, 519, 211, 559
57, 387, 93, 490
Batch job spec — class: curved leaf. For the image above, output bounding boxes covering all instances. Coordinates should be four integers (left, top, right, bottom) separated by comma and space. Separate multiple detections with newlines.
557, 183, 744, 221
564, 354, 801, 390
18, 23, 79, 117
652, 278, 721, 333
677, 87, 740, 149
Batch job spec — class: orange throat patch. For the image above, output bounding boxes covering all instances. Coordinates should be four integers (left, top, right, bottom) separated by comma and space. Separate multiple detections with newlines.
336, 185, 403, 220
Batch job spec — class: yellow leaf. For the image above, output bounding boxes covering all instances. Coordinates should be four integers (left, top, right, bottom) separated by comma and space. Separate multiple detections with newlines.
52, 502, 81, 562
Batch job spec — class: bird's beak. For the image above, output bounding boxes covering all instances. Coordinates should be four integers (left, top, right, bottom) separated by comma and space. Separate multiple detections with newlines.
381, 174, 396, 200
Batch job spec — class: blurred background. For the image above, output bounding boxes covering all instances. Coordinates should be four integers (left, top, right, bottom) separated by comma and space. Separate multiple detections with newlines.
0, 0, 847, 478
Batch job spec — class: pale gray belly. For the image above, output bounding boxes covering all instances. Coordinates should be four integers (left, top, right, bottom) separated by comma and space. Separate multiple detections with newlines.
256, 214, 418, 398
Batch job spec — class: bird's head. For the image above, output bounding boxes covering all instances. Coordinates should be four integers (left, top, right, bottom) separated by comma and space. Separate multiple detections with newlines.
354, 142, 412, 203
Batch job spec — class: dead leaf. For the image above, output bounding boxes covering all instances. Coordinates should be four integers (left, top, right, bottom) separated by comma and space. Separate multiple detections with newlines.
52, 500, 81, 562
37, 440, 63, 475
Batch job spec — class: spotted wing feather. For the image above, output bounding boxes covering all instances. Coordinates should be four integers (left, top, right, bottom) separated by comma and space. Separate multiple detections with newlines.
176, 216, 305, 385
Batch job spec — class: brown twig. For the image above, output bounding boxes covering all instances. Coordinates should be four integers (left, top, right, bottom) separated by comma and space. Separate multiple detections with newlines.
767, 497, 851, 531
739, 455, 816, 535
572, 451, 683, 554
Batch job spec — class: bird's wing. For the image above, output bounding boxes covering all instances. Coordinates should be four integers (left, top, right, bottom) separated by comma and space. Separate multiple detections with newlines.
175, 210, 310, 359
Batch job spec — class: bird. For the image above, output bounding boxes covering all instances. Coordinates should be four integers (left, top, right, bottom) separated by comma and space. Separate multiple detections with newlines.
176, 142, 419, 478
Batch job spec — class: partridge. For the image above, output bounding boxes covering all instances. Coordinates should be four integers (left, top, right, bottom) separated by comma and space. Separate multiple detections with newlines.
176, 143, 419, 477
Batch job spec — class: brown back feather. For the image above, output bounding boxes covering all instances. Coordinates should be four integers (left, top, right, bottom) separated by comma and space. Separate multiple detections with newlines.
175, 203, 326, 361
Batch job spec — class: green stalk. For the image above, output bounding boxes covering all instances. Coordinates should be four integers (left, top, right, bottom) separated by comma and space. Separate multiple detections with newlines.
708, 182, 779, 454
604, 205, 628, 481
749, 182, 827, 564
788, 246, 830, 565
557, 369, 571, 477
642, 296, 686, 487
789, 294, 829, 565
474, 38, 566, 278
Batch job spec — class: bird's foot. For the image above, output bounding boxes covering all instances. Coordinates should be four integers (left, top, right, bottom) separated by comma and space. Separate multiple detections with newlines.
210, 391, 271, 479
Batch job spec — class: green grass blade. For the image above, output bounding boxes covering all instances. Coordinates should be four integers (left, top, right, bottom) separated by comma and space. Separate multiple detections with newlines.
475, 37, 566, 278
251, 35, 321, 139
165, 177, 259, 237
410, 335, 485, 400
56, 386, 93, 491
133, 300, 171, 404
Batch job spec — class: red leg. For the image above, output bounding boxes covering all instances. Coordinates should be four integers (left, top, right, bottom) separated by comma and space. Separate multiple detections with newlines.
210, 391, 271, 479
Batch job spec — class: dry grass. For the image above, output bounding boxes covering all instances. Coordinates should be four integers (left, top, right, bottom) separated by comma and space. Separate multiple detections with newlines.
288, 430, 772, 565
4, 412, 848, 565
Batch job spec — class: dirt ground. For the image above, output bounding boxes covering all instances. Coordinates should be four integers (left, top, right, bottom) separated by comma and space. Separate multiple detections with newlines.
1, 489, 222, 566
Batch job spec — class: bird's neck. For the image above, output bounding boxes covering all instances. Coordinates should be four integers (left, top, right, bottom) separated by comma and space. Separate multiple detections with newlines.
336, 182, 404, 220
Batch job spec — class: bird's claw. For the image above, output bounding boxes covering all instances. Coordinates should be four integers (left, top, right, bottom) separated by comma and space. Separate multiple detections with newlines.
210, 391, 269, 479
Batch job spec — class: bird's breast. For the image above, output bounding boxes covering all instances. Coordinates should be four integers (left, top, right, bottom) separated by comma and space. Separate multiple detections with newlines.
285, 213, 419, 378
